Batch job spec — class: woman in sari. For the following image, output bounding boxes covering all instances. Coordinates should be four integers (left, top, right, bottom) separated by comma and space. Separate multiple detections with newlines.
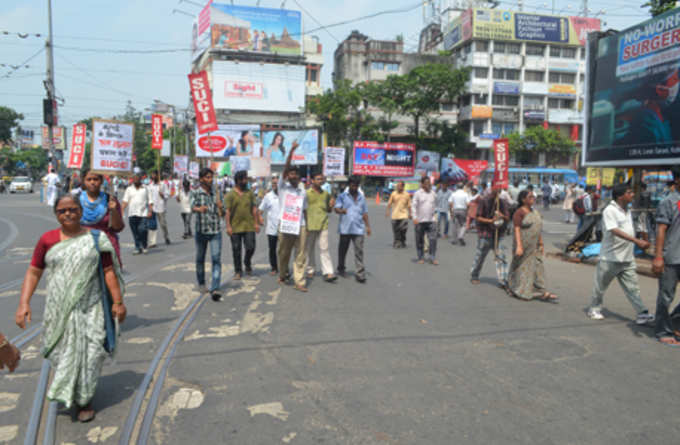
507, 190, 558, 303
78, 169, 125, 265
15, 194, 126, 422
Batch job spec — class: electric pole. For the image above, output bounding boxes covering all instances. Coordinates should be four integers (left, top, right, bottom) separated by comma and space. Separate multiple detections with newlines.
45, 0, 57, 171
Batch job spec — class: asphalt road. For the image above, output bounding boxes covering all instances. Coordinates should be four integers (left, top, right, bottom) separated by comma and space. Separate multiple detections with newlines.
1, 192, 679, 445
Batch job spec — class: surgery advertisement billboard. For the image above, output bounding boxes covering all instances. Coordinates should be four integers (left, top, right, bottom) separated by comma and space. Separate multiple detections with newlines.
194, 124, 261, 158
353, 141, 415, 177
262, 128, 319, 165
443, 8, 600, 49
192, 3, 302, 60
584, 7, 680, 166
212, 61, 305, 113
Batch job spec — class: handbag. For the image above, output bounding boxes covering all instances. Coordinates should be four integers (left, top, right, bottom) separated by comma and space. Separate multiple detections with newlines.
91, 230, 117, 354
145, 211, 158, 231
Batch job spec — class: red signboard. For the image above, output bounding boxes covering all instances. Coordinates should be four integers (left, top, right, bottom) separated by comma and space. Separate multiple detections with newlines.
454, 159, 488, 184
188, 71, 218, 134
151, 114, 163, 149
352, 141, 415, 177
492, 138, 509, 190
67, 124, 87, 169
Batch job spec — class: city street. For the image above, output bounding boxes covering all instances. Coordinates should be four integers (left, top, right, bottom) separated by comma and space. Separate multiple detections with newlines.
1, 192, 679, 444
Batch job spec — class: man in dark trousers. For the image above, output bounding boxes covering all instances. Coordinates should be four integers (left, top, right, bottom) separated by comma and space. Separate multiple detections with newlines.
225, 170, 259, 280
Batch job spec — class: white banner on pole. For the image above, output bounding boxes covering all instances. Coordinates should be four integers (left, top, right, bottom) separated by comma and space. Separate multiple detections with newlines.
323, 146, 345, 177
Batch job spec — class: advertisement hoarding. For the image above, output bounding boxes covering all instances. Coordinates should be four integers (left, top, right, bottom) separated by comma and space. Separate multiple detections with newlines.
262, 129, 319, 165
493, 82, 520, 95
443, 8, 600, 50
584, 7, 680, 166
41, 126, 66, 150
192, 3, 302, 60
415, 150, 440, 173
470, 106, 493, 119
151, 114, 163, 149
353, 141, 415, 177
440, 158, 488, 184
91, 120, 134, 174
323, 146, 345, 177
194, 124, 261, 158
212, 61, 305, 113
67, 124, 87, 169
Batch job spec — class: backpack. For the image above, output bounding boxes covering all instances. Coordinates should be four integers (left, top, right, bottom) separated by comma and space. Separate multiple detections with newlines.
572, 196, 586, 215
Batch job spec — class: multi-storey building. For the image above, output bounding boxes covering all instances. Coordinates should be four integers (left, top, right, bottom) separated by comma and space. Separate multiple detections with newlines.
333, 30, 457, 138
434, 8, 601, 166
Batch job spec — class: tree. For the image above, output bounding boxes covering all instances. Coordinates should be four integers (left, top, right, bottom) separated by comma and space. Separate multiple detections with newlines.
362, 75, 405, 142
0, 106, 24, 144
507, 126, 575, 165
0, 147, 48, 177
424, 120, 471, 156
398, 64, 468, 140
642, 0, 676, 16
307, 79, 379, 147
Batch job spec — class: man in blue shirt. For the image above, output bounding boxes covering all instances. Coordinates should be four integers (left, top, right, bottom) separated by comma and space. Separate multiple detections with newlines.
334, 176, 372, 283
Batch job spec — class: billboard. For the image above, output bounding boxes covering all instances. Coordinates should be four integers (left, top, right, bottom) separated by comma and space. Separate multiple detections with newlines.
352, 141, 415, 177
262, 129, 319, 165
212, 61, 305, 113
441, 158, 488, 185
415, 150, 440, 173
194, 124, 261, 158
584, 7, 680, 166
443, 8, 600, 50
41, 126, 66, 150
192, 3, 302, 60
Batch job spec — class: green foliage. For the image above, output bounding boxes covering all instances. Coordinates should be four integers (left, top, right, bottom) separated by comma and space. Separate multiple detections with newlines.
307, 79, 379, 146
0, 147, 48, 178
424, 120, 471, 156
398, 63, 468, 139
642, 0, 676, 16
507, 126, 575, 154
0, 106, 24, 144
362, 75, 407, 141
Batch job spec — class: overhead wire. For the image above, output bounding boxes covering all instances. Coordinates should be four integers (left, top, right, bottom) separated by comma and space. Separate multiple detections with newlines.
1, 46, 45, 79
291, 0, 340, 43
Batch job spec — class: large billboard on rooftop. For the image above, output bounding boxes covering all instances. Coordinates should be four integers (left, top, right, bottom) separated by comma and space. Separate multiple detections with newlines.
443, 8, 600, 50
192, 3, 302, 61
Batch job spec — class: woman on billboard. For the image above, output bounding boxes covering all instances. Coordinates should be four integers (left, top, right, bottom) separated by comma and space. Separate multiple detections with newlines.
266, 132, 287, 164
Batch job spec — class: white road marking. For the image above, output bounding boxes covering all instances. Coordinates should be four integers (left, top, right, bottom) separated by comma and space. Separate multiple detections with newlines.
145, 282, 199, 312
247, 402, 289, 421
0, 393, 20, 413
86, 426, 117, 443
157, 388, 204, 420
266, 288, 281, 306
282, 432, 297, 443
21, 345, 38, 361
125, 337, 153, 344
187, 295, 273, 340
0, 290, 19, 298
0, 425, 18, 443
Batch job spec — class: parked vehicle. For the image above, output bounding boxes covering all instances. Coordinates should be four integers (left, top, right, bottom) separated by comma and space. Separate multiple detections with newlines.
9, 176, 33, 193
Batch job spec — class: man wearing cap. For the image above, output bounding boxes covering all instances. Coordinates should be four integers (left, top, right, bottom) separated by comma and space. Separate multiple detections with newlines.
653, 167, 680, 345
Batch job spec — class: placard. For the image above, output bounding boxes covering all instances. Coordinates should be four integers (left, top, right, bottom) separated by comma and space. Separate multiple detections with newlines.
492, 138, 509, 189
91, 120, 134, 174
280, 193, 304, 235
249, 157, 271, 177
174, 155, 188, 175
323, 147, 345, 177
231, 156, 251, 173
161, 140, 171, 157
67, 123, 87, 169
189, 161, 200, 178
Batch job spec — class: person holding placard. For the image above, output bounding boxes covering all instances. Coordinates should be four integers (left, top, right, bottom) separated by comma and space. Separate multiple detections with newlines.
277, 141, 309, 292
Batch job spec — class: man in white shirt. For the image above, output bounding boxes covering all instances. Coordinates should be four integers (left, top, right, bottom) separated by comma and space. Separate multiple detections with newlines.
587, 184, 654, 324
147, 173, 171, 247
122, 173, 153, 254
412, 176, 438, 265
44, 169, 60, 207
448, 184, 471, 246
277, 141, 309, 292
259, 175, 281, 275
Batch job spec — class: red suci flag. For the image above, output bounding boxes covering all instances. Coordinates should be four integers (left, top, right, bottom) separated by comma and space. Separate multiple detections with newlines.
67, 123, 87, 169
492, 138, 509, 190
188, 71, 218, 134
151, 114, 163, 149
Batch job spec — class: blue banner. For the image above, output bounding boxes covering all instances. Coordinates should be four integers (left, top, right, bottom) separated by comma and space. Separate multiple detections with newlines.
514, 13, 568, 43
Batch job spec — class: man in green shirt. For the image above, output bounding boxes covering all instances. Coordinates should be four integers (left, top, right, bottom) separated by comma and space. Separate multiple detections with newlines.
225, 170, 260, 280
306, 172, 337, 282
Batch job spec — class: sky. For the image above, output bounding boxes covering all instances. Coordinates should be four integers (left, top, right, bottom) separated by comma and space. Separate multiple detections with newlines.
0, 0, 653, 138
